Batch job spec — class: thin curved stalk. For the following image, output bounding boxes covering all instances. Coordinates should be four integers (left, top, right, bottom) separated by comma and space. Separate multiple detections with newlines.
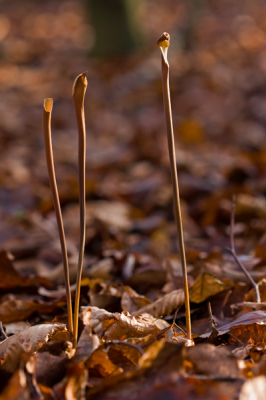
43, 98, 73, 334
72, 72, 88, 346
157, 33, 192, 341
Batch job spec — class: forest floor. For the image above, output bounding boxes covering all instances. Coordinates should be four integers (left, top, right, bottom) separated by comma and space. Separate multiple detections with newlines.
1, 0, 266, 399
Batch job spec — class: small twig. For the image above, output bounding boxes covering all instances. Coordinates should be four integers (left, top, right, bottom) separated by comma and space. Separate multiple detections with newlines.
72, 72, 88, 346
208, 302, 217, 329
157, 32, 192, 341
226, 196, 261, 303
43, 98, 73, 334
170, 307, 186, 336
105, 340, 144, 356
141, 326, 171, 349
229, 332, 244, 346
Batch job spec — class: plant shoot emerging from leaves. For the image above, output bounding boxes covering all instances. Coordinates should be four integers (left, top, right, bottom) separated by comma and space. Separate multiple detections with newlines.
157, 32, 192, 342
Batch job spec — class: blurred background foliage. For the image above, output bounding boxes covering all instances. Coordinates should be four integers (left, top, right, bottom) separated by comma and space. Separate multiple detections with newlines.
1, 0, 266, 259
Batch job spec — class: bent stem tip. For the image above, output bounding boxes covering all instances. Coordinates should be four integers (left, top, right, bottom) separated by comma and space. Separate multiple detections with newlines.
42, 98, 73, 334
157, 32, 192, 341
72, 72, 88, 346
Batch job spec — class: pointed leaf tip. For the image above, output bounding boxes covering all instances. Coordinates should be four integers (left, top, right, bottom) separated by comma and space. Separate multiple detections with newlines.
72, 72, 88, 98
157, 32, 170, 47
43, 98, 53, 112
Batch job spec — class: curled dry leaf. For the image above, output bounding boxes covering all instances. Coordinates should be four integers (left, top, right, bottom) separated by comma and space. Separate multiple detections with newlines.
0, 323, 70, 372
83, 306, 159, 340
36, 352, 69, 387
74, 326, 100, 362
189, 272, 231, 304
82, 306, 114, 336
86, 348, 123, 377
107, 341, 142, 366
134, 289, 185, 318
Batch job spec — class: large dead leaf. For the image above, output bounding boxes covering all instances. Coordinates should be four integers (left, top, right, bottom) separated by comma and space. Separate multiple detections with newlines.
83, 306, 159, 340
229, 323, 266, 345
53, 362, 88, 400
201, 311, 266, 338
134, 289, 185, 318
189, 272, 230, 303
74, 326, 100, 362
0, 298, 65, 323
0, 323, 70, 372
0, 250, 51, 289
183, 343, 241, 378
35, 352, 69, 387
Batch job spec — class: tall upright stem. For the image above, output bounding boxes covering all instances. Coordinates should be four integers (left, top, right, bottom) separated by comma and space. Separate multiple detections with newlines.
157, 33, 192, 340
72, 72, 88, 346
43, 98, 73, 334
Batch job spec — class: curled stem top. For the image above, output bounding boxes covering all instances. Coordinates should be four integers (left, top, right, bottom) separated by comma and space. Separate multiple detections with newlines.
157, 32, 170, 64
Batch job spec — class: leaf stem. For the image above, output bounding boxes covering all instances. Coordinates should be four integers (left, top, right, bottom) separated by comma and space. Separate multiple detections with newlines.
157, 32, 192, 340
42, 98, 73, 334
72, 72, 88, 346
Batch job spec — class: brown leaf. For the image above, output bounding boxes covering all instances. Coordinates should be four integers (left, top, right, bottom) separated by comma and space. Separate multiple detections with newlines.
53, 362, 88, 400
74, 326, 100, 362
201, 311, 266, 338
230, 323, 266, 345
107, 342, 141, 366
134, 289, 185, 318
0, 298, 64, 323
0, 250, 52, 289
189, 272, 230, 303
104, 312, 159, 341
0, 323, 69, 372
83, 307, 159, 341
86, 349, 123, 377
36, 352, 69, 387
121, 286, 151, 314
183, 343, 240, 378
82, 307, 115, 336
0, 369, 29, 400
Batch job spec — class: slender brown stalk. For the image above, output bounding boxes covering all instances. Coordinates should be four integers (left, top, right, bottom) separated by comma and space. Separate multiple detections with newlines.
226, 196, 261, 302
157, 32, 192, 340
72, 72, 88, 346
43, 98, 73, 333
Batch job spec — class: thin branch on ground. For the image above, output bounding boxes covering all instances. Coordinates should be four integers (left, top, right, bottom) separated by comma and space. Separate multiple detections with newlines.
226, 196, 261, 303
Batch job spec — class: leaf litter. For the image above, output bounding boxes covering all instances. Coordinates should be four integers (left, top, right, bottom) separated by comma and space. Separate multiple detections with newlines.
1, 0, 266, 399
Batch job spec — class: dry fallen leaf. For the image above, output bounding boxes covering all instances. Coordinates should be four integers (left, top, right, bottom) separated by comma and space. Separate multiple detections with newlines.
83, 307, 159, 340
189, 272, 230, 303
134, 289, 185, 318
86, 348, 123, 377
0, 323, 70, 372
0, 250, 52, 289
121, 285, 151, 314
0, 298, 65, 323
183, 343, 241, 378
